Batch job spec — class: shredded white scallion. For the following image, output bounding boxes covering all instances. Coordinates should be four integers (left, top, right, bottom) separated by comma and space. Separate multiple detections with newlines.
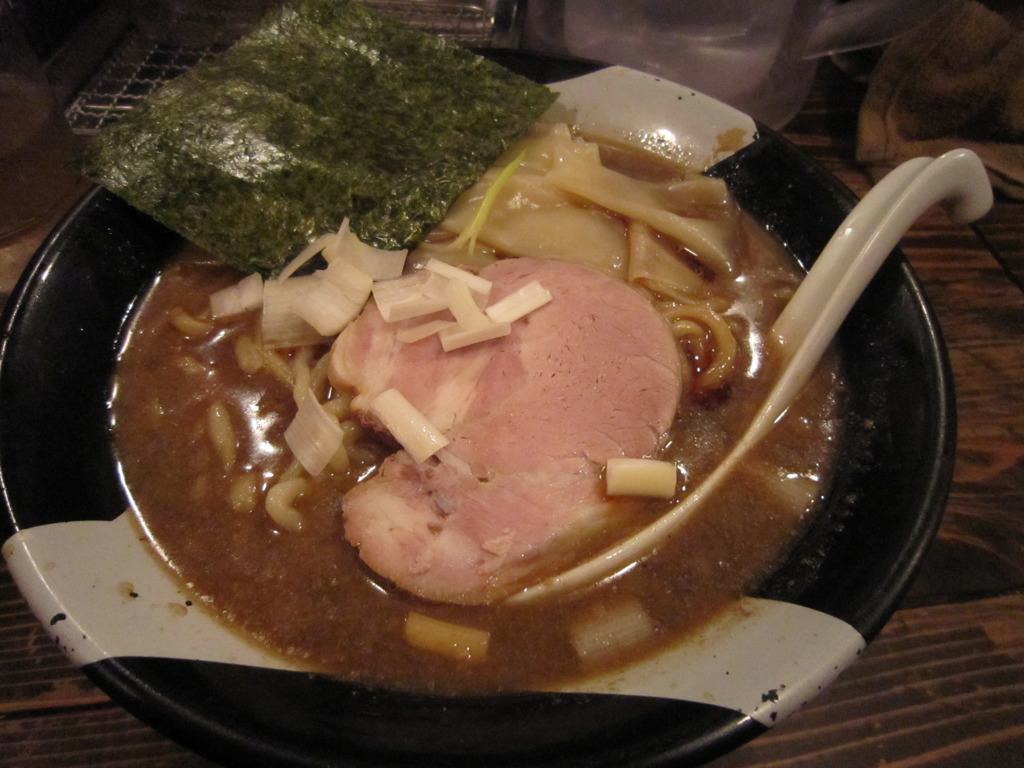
210, 272, 264, 318
261, 275, 329, 349
484, 280, 552, 323
292, 278, 362, 337
381, 293, 449, 323
426, 258, 493, 297
292, 261, 373, 336
396, 318, 457, 343
284, 386, 346, 476
321, 217, 353, 262
325, 217, 408, 279
323, 259, 374, 302
372, 272, 448, 322
278, 232, 337, 282
438, 320, 511, 352
369, 388, 449, 463
445, 277, 493, 331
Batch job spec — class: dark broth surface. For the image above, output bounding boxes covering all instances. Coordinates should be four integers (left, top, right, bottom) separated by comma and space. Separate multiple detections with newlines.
112, 144, 844, 695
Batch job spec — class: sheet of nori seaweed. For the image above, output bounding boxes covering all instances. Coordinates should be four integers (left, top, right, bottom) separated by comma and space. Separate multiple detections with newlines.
76, 0, 556, 274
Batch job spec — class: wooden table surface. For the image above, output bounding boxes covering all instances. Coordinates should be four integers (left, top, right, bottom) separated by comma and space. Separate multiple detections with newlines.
1, 60, 1022, 767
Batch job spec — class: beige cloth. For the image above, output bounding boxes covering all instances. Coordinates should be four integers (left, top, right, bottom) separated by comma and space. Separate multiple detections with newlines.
857, 1, 1024, 199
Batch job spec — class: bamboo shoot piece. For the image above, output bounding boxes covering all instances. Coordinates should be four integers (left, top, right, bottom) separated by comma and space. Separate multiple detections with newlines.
404, 612, 489, 662
606, 457, 677, 499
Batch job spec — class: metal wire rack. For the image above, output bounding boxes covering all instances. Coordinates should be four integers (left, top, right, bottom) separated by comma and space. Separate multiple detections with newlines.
64, 1, 519, 135
65, 35, 215, 134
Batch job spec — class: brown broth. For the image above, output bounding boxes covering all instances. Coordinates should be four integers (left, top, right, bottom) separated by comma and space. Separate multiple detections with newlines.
111, 137, 843, 695
112, 236, 841, 696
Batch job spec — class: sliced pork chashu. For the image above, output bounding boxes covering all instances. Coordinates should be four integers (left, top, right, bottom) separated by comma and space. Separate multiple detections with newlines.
330, 257, 683, 604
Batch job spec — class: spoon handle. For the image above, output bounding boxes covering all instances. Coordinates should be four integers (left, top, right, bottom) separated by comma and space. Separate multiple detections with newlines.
770, 156, 932, 352
748, 149, 993, 450
507, 149, 992, 606
771, 149, 991, 356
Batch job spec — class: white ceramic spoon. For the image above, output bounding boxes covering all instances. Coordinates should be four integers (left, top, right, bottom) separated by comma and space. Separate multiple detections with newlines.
507, 148, 993, 606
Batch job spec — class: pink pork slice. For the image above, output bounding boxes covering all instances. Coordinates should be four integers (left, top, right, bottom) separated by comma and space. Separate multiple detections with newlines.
329, 257, 683, 604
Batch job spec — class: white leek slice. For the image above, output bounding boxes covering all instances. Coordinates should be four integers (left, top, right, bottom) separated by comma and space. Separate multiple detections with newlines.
485, 280, 552, 323
357, 245, 408, 281
396, 318, 457, 343
284, 387, 345, 476
419, 269, 453, 301
278, 232, 336, 282
323, 258, 374, 301
261, 275, 328, 349
370, 388, 449, 463
372, 272, 426, 307
380, 293, 449, 322
210, 272, 264, 318
321, 218, 352, 262
340, 239, 407, 281
425, 258, 492, 297
292, 265, 371, 337
606, 457, 677, 498
326, 218, 408, 280
373, 273, 448, 322
438, 320, 511, 352
445, 278, 492, 331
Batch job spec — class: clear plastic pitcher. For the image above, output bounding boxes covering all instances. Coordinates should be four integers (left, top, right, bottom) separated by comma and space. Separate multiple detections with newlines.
522, 0, 955, 127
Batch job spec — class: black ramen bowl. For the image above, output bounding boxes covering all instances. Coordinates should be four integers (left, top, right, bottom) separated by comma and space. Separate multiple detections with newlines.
0, 52, 953, 767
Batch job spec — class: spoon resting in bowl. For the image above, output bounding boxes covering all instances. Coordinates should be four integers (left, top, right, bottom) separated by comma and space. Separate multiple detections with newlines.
506, 148, 993, 606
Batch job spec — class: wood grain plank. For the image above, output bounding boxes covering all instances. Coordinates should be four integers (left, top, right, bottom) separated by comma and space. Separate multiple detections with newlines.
1, 569, 108, 715
0, 703, 216, 767
973, 200, 1024, 291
